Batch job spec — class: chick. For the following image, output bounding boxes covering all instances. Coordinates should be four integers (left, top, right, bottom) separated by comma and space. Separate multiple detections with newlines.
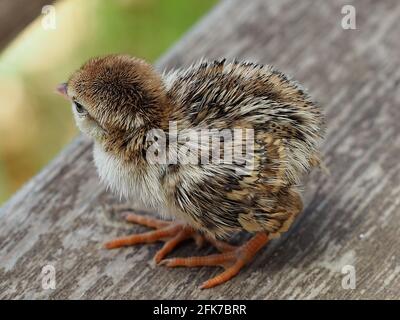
57, 54, 324, 289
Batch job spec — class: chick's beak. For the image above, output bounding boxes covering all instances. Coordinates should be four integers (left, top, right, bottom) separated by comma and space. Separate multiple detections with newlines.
56, 82, 69, 99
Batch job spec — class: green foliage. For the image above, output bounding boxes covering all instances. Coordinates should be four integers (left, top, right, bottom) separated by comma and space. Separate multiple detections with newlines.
0, 0, 217, 204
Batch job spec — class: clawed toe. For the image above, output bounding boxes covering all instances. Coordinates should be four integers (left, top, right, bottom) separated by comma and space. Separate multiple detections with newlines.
153, 228, 194, 263
104, 211, 230, 265
124, 213, 169, 229
161, 233, 269, 288
104, 223, 181, 249
104, 209, 269, 289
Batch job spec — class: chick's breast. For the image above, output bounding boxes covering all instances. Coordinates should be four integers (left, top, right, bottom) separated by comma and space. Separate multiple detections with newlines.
161, 59, 324, 238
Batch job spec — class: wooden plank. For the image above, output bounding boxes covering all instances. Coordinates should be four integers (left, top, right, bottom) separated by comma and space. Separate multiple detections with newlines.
1, 0, 400, 299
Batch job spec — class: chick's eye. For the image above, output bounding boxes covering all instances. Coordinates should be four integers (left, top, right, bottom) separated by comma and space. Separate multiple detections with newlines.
74, 101, 86, 114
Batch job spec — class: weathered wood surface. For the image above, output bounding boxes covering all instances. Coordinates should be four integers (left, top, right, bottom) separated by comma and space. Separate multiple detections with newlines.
1, 0, 400, 299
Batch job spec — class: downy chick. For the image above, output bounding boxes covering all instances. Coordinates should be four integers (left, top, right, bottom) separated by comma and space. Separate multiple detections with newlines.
57, 54, 324, 289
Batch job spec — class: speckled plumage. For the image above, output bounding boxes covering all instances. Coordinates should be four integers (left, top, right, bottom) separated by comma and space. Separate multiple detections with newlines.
65, 55, 324, 239
61, 54, 324, 288
161, 59, 324, 238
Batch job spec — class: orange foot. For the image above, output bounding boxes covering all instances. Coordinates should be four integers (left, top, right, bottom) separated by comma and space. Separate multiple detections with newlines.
160, 232, 269, 289
104, 211, 235, 264
104, 210, 269, 289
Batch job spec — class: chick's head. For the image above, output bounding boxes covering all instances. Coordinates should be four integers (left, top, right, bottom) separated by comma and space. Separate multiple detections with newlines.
60, 54, 166, 142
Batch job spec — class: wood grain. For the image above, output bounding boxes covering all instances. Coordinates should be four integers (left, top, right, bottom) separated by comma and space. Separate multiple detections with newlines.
1, 0, 400, 299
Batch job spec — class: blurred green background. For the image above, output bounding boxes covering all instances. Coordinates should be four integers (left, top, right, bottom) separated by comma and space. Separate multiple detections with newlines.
0, 0, 217, 204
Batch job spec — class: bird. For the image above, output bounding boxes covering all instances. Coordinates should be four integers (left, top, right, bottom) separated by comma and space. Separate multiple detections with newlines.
57, 54, 324, 289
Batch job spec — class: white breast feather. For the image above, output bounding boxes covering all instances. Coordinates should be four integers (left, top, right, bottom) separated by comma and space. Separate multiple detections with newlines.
93, 143, 168, 214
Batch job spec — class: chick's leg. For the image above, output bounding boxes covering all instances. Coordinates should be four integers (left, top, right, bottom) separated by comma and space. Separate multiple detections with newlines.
104, 212, 233, 264
161, 232, 269, 289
